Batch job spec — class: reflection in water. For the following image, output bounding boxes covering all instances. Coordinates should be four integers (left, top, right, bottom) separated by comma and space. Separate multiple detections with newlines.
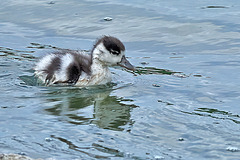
27, 42, 91, 53
19, 75, 42, 86
27, 42, 60, 50
0, 46, 35, 60
51, 135, 125, 159
201, 6, 228, 9
134, 66, 179, 75
127, 66, 189, 78
44, 86, 137, 131
182, 107, 240, 124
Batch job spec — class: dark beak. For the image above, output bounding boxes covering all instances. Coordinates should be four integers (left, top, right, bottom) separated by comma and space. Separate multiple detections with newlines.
117, 55, 135, 71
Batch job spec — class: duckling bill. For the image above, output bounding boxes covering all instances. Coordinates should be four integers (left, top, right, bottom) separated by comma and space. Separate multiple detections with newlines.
34, 36, 135, 86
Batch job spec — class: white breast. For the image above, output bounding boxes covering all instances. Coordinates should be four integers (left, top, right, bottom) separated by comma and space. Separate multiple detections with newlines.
75, 60, 112, 86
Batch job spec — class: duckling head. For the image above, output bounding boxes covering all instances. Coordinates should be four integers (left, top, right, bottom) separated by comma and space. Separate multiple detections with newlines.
92, 36, 135, 71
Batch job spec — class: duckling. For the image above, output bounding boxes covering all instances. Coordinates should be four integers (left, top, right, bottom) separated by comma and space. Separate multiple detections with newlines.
34, 36, 135, 86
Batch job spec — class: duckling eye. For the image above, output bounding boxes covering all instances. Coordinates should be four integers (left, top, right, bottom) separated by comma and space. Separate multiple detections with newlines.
99, 50, 104, 54
110, 49, 120, 55
112, 51, 119, 55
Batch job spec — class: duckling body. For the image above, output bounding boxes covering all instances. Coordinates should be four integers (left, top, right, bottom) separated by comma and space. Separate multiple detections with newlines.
34, 36, 134, 86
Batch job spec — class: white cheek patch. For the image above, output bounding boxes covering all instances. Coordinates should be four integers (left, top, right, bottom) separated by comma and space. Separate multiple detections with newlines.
105, 53, 122, 65
96, 43, 109, 55
94, 43, 124, 65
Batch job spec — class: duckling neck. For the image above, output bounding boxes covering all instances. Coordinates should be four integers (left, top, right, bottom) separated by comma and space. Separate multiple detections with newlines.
89, 58, 112, 85
91, 48, 109, 74
91, 58, 109, 74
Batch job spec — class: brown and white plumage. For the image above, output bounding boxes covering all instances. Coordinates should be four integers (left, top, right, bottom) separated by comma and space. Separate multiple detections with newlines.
34, 36, 135, 86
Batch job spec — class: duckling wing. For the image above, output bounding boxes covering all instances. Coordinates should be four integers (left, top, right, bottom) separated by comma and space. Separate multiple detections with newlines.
35, 50, 92, 85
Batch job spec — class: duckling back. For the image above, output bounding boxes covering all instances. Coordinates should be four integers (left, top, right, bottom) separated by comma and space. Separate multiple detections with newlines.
34, 50, 92, 85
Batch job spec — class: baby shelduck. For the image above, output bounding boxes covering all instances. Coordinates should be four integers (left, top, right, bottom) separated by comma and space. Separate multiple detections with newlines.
34, 36, 135, 86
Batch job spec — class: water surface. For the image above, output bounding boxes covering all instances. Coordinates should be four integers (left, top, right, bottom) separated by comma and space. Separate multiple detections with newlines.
1, 0, 240, 159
